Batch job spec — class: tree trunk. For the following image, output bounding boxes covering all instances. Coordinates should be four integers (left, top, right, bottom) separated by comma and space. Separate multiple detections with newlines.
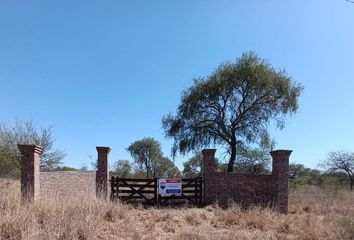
145, 161, 150, 178
227, 142, 237, 172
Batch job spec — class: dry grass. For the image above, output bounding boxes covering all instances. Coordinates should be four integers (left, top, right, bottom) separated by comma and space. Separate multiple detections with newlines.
1, 179, 353, 240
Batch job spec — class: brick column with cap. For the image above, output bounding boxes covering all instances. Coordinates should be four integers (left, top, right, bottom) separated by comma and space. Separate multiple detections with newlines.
96, 146, 110, 199
270, 149, 292, 214
201, 149, 217, 205
18, 144, 43, 202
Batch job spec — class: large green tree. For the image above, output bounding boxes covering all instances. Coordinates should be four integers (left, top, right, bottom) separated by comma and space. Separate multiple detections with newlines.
0, 120, 65, 176
162, 52, 303, 172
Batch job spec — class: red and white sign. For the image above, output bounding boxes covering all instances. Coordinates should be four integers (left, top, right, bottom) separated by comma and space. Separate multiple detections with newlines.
158, 178, 182, 196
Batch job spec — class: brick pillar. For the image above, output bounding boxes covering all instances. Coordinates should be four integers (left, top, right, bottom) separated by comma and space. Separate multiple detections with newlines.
202, 149, 216, 205
18, 144, 43, 202
96, 146, 110, 199
270, 149, 292, 214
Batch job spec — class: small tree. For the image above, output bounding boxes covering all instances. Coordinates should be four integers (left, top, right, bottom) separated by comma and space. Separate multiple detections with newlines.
182, 153, 222, 178
162, 52, 303, 172
52, 166, 78, 171
321, 151, 354, 190
288, 163, 307, 188
234, 140, 274, 174
127, 138, 181, 178
131, 162, 147, 178
182, 154, 202, 178
0, 120, 65, 176
0, 145, 19, 177
288, 163, 323, 190
126, 137, 163, 178
235, 147, 271, 174
113, 160, 132, 177
152, 157, 181, 178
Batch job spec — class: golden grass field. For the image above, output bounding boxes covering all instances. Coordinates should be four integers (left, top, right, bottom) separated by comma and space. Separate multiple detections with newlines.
0, 179, 353, 240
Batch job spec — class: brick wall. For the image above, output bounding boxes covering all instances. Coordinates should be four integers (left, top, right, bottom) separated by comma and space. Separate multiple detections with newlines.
40, 171, 96, 199
18, 144, 290, 213
205, 172, 274, 206
18, 144, 110, 202
202, 148, 291, 213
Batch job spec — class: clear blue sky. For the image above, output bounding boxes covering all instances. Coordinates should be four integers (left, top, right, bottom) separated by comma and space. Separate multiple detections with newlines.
1, 1, 354, 170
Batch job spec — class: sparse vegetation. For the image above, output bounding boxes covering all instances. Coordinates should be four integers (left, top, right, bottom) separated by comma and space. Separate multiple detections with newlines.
1, 179, 353, 240
0, 120, 65, 177
320, 151, 354, 190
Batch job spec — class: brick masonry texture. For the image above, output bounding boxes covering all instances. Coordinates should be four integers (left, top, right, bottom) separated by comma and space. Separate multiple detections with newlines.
18, 145, 111, 202
19, 144, 290, 214
96, 146, 110, 199
18, 144, 43, 202
40, 171, 96, 199
202, 148, 291, 214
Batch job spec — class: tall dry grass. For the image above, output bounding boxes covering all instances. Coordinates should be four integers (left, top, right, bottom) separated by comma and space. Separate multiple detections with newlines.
0, 179, 353, 240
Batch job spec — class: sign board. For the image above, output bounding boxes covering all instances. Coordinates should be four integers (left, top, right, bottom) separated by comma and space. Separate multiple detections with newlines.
158, 178, 182, 196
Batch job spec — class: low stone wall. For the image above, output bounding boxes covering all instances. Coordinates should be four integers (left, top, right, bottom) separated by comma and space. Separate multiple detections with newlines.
40, 171, 96, 199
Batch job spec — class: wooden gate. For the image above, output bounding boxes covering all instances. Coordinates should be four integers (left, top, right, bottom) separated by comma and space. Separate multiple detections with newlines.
110, 176, 203, 207
110, 177, 158, 205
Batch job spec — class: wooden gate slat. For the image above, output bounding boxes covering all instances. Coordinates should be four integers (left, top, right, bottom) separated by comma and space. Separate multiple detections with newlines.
118, 183, 155, 188
118, 190, 155, 194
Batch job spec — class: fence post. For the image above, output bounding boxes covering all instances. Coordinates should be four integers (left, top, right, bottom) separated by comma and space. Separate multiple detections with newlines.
270, 149, 292, 214
18, 144, 43, 203
96, 146, 111, 199
198, 177, 203, 207
202, 149, 216, 205
110, 176, 115, 201
194, 178, 198, 206
154, 177, 159, 206
117, 176, 120, 200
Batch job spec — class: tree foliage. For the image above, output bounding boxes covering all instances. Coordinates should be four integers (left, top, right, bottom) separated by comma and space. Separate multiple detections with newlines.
235, 146, 272, 174
289, 163, 322, 190
321, 151, 354, 190
182, 153, 224, 178
162, 52, 303, 172
126, 137, 162, 178
232, 138, 274, 174
181, 145, 271, 178
52, 166, 78, 171
153, 156, 181, 178
182, 154, 202, 178
113, 159, 132, 178
0, 120, 65, 177
126, 137, 180, 178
